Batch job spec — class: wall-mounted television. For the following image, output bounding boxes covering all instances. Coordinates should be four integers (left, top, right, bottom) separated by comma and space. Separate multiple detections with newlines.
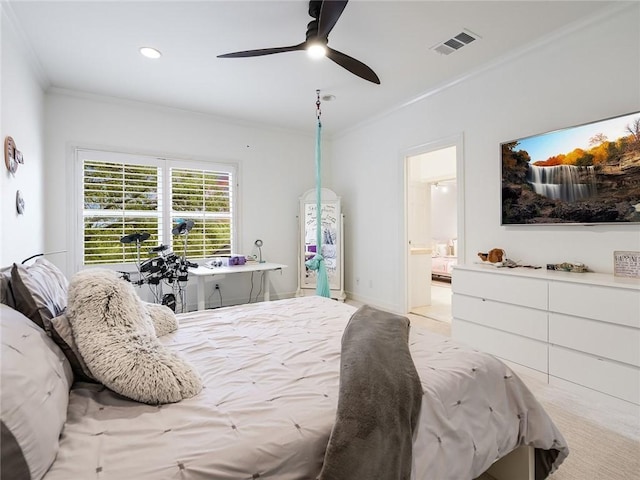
501, 110, 640, 225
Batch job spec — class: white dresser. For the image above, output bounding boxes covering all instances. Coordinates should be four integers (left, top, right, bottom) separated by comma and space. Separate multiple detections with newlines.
451, 264, 640, 407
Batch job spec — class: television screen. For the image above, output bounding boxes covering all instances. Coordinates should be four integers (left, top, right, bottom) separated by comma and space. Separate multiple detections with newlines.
501, 111, 640, 225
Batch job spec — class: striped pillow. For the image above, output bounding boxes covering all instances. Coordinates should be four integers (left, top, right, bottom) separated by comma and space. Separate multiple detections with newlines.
10, 259, 68, 332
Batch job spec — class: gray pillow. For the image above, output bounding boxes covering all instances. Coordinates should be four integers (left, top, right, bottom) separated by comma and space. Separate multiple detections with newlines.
0, 304, 73, 480
49, 312, 97, 383
0, 265, 15, 308
11, 259, 68, 331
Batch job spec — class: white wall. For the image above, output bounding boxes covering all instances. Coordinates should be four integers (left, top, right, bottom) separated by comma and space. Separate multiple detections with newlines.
1, 6, 46, 266
44, 91, 319, 305
332, 4, 640, 313
431, 184, 457, 244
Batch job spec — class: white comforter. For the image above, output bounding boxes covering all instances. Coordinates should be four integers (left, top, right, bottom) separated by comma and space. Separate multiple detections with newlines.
43, 296, 567, 480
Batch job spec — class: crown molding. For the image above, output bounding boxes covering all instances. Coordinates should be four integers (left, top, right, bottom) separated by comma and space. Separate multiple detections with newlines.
2, 2, 51, 89
336, 1, 637, 139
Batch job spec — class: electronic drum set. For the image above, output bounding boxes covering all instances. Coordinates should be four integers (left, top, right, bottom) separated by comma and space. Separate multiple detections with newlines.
119, 219, 197, 312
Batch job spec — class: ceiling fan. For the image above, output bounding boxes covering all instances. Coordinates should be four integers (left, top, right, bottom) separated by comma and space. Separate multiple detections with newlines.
217, 0, 380, 84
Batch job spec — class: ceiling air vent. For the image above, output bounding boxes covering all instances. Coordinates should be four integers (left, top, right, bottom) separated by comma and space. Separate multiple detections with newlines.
431, 29, 480, 56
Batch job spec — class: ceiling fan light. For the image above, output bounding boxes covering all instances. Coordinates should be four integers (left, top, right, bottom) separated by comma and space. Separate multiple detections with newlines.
306, 43, 327, 59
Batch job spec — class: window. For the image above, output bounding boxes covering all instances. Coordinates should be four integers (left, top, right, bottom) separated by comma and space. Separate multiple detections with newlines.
77, 149, 235, 267
170, 167, 233, 259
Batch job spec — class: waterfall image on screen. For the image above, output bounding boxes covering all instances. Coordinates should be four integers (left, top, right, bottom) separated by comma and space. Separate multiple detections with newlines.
501, 111, 640, 225
527, 165, 598, 202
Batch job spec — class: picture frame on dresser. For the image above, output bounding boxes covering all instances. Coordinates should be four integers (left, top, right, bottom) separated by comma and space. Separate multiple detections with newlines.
613, 250, 640, 278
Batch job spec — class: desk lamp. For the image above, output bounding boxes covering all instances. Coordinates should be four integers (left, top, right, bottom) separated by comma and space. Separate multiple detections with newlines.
255, 239, 265, 263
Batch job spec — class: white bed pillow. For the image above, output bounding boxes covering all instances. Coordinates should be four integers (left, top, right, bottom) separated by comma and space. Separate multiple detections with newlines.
0, 304, 73, 480
66, 269, 201, 404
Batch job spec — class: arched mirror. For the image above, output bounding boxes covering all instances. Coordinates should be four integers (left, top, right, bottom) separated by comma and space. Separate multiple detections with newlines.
296, 188, 345, 301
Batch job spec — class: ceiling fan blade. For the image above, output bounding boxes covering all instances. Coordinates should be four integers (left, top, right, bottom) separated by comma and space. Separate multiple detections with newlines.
317, 0, 348, 38
218, 43, 306, 58
326, 47, 380, 84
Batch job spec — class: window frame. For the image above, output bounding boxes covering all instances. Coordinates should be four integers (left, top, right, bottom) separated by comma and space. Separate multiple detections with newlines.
73, 148, 238, 272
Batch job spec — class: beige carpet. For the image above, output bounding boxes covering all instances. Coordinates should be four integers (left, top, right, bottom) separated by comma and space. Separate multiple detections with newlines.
406, 312, 640, 480
515, 371, 639, 480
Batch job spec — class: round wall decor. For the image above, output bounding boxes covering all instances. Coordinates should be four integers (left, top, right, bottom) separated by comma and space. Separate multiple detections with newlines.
16, 190, 25, 214
5, 136, 23, 174
5, 137, 17, 173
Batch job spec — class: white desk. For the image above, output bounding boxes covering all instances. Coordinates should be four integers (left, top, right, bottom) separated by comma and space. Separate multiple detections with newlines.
188, 262, 287, 311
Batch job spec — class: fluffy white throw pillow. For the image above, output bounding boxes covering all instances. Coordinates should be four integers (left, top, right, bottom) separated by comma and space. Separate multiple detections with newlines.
145, 302, 178, 337
66, 269, 202, 404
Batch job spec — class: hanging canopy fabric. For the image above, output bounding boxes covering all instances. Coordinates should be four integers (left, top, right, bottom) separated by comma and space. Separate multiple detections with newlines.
305, 91, 330, 298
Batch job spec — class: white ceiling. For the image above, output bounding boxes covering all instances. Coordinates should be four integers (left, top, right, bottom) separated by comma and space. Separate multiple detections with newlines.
6, 0, 619, 135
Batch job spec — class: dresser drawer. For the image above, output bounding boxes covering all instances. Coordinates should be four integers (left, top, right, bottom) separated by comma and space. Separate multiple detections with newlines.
549, 313, 640, 367
452, 270, 547, 310
549, 282, 640, 328
549, 345, 639, 404
453, 294, 547, 341
453, 319, 548, 373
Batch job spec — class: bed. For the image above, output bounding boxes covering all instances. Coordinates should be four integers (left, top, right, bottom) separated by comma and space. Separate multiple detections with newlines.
431, 240, 457, 281
1, 259, 569, 480
431, 255, 457, 281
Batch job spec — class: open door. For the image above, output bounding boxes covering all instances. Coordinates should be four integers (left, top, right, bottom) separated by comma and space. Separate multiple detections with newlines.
408, 179, 432, 310
404, 135, 463, 317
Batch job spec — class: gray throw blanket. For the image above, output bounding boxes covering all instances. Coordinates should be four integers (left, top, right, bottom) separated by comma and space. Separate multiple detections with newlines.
318, 305, 423, 480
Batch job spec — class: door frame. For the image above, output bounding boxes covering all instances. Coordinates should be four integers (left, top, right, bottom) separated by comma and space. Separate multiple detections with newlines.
401, 133, 465, 314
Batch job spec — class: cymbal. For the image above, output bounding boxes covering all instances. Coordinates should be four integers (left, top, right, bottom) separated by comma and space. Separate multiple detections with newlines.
172, 219, 194, 235
150, 244, 169, 253
120, 232, 150, 244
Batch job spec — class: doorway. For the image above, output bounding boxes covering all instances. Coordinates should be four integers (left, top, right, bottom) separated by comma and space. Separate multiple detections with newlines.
404, 135, 464, 321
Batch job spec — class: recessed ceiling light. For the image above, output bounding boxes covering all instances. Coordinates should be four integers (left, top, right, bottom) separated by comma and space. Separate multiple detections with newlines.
139, 47, 162, 59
